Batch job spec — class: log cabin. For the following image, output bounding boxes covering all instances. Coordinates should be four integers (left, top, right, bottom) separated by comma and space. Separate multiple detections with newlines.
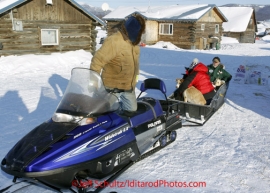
219, 7, 257, 43
103, 4, 228, 50
0, 0, 106, 56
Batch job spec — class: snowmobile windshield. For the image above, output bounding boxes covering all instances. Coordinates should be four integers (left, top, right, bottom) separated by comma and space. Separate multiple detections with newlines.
53, 68, 120, 120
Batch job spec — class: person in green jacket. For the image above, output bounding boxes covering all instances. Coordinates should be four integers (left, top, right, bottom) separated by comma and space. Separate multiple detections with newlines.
207, 57, 232, 85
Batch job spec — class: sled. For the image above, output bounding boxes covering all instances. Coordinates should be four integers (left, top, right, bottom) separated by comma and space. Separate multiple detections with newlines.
167, 83, 228, 126
1, 68, 182, 193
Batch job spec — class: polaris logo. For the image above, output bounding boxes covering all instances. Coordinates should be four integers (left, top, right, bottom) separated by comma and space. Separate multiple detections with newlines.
148, 120, 161, 128
105, 126, 129, 141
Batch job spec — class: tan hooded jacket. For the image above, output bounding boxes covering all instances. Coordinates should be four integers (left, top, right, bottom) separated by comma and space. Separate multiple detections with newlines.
90, 30, 140, 91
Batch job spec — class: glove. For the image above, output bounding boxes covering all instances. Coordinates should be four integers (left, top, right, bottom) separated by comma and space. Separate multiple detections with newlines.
136, 75, 139, 82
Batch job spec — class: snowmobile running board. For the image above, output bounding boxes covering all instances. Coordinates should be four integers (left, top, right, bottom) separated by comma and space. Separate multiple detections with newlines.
0, 134, 176, 193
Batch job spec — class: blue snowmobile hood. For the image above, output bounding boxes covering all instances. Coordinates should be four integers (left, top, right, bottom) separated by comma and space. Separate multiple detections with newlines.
3, 121, 78, 172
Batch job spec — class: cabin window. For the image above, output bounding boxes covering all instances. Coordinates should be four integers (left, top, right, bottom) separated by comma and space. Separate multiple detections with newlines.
201, 24, 205, 31
14, 20, 23, 31
159, 23, 173, 35
215, 24, 219, 33
46, 0, 53, 5
41, 29, 59, 45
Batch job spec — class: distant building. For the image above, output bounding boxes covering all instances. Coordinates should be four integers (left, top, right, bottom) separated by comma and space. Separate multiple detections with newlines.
103, 4, 228, 50
218, 7, 257, 43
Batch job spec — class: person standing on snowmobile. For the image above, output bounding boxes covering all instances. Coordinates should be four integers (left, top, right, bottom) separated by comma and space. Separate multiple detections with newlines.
90, 15, 145, 116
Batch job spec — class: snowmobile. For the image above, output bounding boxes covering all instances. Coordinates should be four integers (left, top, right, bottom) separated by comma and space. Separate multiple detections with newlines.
1, 68, 182, 192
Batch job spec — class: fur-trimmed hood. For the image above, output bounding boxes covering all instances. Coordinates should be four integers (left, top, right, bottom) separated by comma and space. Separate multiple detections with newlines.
120, 15, 145, 45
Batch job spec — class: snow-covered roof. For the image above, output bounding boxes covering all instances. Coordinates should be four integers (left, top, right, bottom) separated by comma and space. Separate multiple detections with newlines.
218, 7, 254, 32
0, 0, 106, 26
0, 0, 26, 14
104, 4, 227, 22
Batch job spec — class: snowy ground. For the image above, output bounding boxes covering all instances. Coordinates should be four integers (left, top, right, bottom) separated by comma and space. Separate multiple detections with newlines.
0, 31, 270, 193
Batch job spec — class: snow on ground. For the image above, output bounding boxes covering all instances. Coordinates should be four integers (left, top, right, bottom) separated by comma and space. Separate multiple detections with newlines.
96, 26, 107, 50
147, 41, 183, 50
262, 35, 270, 42
0, 33, 270, 193
220, 36, 239, 44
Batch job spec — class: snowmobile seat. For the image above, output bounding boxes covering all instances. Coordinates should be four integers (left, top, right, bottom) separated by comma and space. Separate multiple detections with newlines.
136, 102, 148, 112
136, 97, 157, 117
121, 78, 167, 126
120, 98, 157, 118
129, 99, 163, 127
119, 78, 167, 126
136, 78, 167, 119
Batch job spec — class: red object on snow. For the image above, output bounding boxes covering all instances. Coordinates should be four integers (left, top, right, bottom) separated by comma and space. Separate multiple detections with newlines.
140, 42, 146, 47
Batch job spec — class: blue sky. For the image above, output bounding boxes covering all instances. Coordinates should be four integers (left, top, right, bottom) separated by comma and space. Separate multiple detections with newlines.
76, 0, 269, 9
